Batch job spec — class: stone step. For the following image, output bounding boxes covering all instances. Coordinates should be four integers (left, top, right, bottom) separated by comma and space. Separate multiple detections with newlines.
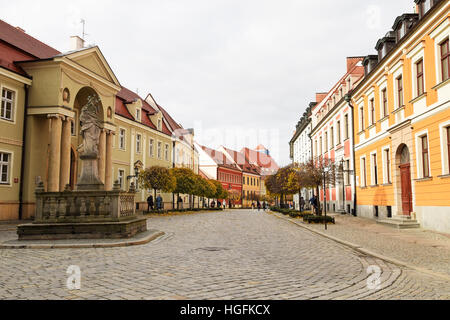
376, 218, 420, 229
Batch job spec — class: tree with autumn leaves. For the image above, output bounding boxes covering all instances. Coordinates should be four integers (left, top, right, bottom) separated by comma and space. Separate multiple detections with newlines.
137, 166, 228, 210
266, 157, 338, 214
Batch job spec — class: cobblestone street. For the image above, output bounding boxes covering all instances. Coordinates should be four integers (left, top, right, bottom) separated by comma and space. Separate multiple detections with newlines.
0, 210, 449, 300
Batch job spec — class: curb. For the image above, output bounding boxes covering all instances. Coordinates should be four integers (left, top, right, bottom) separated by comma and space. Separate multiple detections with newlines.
269, 211, 450, 282
0, 230, 165, 249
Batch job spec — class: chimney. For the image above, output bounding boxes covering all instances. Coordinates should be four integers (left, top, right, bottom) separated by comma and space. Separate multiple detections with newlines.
70, 36, 85, 50
346, 57, 364, 72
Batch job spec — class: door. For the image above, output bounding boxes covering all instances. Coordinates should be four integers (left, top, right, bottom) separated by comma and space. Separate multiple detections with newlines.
399, 163, 412, 215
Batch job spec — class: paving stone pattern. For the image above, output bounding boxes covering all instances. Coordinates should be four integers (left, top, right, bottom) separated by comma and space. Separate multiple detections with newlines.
0, 210, 449, 300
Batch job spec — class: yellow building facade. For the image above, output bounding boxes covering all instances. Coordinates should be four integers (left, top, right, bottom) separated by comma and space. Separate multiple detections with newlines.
0, 23, 196, 220
351, 0, 450, 233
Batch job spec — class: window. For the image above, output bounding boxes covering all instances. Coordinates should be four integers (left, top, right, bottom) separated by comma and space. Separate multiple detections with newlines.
320, 137, 323, 155
157, 142, 162, 159
397, 75, 403, 107
416, 59, 424, 96
370, 98, 375, 125
330, 127, 334, 148
149, 139, 154, 157
136, 109, 141, 121
345, 160, 350, 185
0, 152, 11, 184
381, 88, 388, 118
314, 140, 318, 157
337, 121, 341, 144
325, 132, 328, 152
243, 177, 245, 184
359, 106, 365, 131
372, 153, 378, 185
118, 169, 124, 189
164, 144, 169, 161
361, 157, 367, 187
385, 149, 391, 184
157, 119, 162, 131
441, 39, 450, 82
119, 129, 126, 150
136, 134, 141, 153
422, 136, 430, 178
344, 114, 349, 139
247, 177, 249, 185
1, 88, 14, 121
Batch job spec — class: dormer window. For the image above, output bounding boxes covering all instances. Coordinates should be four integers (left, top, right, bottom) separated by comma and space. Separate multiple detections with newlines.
157, 119, 162, 131
419, 0, 432, 17
136, 108, 141, 122
397, 22, 405, 40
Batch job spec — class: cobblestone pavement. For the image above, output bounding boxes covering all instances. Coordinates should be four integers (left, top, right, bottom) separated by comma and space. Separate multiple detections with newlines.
0, 210, 449, 300
285, 212, 450, 277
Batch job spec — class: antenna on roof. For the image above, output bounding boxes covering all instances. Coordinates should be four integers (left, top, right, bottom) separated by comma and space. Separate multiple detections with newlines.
80, 19, 88, 41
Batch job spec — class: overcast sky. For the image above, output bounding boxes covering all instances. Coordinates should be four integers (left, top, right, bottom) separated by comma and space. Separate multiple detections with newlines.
2, 0, 416, 166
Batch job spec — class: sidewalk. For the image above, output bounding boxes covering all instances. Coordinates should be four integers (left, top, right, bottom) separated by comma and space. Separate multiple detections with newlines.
271, 212, 450, 279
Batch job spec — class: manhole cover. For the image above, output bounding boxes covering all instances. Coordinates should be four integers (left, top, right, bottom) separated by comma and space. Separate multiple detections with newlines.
197, 247, 229, 252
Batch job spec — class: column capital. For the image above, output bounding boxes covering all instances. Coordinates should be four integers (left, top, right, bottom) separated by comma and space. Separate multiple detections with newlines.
47, 113, 65, 120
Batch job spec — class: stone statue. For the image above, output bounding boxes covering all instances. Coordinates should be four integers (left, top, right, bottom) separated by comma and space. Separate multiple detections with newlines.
77, 95, 102, 157
76, 95, 104, 190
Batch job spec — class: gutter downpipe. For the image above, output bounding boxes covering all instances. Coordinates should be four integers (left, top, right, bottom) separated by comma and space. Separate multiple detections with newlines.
18, 83, 29, 220
344, 93, 357, 216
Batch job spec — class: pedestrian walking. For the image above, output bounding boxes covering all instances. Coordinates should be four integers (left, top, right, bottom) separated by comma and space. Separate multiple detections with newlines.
147, 195, 154, 212
156, 195, 163, 211
257, 200, 261, 211
300, 197, 305, 212
177, 195, 183, 209
309, 195, 318, 215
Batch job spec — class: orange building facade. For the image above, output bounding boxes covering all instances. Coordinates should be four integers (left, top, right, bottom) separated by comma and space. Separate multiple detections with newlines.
352, 0, 450, 233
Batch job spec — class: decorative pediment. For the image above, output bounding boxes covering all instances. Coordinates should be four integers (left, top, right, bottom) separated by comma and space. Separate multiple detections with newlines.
58, 46, 121, 89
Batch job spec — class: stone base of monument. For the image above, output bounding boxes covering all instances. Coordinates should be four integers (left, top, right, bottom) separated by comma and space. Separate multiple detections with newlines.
17, 216, 147, 240
17, 181, 147, 241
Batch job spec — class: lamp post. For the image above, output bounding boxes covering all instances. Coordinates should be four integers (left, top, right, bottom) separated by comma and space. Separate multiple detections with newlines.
323, 166, 329, 230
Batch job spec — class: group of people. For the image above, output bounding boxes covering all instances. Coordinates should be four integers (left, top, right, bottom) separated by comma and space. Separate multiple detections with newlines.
146, 195, 164, 211
251, 200, 267, 211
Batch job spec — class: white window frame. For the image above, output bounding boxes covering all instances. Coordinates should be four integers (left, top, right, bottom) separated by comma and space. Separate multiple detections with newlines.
136, 133, 142, 153
393, 67, 404, 110
164, 143, 170, 161
379, 84, 388, 119
118, 169, 125, 190
359, 105, 365, 131
430, 18, 449, 84
136, 108, 141, 122
368, 94, 375, 126
381, 145, 391, 184
157, 119, 162, 131
119, 128, 126, 150
415, 129, 431, 179
360, 156, 367, 187
0, 151, 12, 185
408, 42, 426, 99
0, 86, 17, 123
439, 120, 450, 175
157, 141, 162, 159
149, 138, 154, 157
370, 151, 378, 186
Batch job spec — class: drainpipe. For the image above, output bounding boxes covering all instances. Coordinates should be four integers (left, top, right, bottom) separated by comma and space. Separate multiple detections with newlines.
18, 84, 29, 220
344, 94, 357, 216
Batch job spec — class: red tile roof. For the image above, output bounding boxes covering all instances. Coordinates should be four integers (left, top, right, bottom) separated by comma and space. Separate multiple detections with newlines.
241, 147, 279, 175
201, 145, 240, 170
222, 147, 260, 175
0, 19, 60, 59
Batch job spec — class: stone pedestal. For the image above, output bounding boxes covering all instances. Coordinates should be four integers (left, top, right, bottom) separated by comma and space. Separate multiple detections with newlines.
76, 154, 104, 191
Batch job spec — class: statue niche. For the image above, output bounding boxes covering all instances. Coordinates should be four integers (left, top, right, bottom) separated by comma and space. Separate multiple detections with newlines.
76, 95, 104, 190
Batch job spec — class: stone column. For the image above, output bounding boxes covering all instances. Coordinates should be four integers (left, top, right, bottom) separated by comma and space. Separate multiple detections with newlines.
59, 116, 72, 191
105, 130, 114, 191
48, 114, 63, 192
98, 129, 106, 184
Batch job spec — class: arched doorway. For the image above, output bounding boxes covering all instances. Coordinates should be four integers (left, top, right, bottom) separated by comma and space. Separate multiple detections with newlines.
396, 144, 412, 215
